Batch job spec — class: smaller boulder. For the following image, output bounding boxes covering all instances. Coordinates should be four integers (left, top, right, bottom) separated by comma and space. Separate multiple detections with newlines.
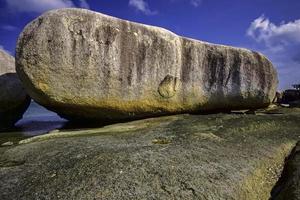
289, 100, 300, 108
0, 49, 30, 129
281, 89, 300, 104
273, 91, 283, 104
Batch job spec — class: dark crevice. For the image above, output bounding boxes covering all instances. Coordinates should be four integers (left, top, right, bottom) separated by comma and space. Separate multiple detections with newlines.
181, 39, 193, 83
270, 141, 300, 200
0, 159, 26, 168
160, 185, 172, 195
180, 181, 197, 196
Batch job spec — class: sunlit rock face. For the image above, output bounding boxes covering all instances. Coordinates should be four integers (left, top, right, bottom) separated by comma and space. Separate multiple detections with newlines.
16, 8, 278, 121
0, 49, 30, 128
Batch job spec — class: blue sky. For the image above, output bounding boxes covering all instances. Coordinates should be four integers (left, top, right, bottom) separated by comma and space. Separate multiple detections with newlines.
0, 0, 299, 89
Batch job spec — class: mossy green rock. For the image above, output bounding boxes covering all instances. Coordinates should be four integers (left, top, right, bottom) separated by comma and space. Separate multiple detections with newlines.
16, 8, 277, 121
0, 49, 30, 128
1, 108, 300, 199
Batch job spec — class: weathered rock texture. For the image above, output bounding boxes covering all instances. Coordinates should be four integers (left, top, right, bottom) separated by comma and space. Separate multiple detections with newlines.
1, 108, 300, 200
0, 49, 30, 128
16, 8, 278, 121
271, 142, 300, 200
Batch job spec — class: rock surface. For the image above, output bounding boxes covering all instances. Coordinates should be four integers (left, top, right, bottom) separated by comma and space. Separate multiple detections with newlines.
16, 8, 278, 121
271, 142, 300, 200
0, 49, 30, 129
1, 107, 300, 200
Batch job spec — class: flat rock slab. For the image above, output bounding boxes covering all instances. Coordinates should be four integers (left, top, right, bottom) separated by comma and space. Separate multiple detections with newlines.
1, 108, 300, 200
16, 8, 277, 121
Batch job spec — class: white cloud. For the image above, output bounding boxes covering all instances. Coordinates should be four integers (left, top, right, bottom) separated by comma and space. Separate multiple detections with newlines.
247, 15, 300, 89
1, 25, 18, 31
247, 15, 300, 50
190, 0, 202, 7
129, 0, 157, 15
5, 0, 74, 13
79, 0, 90, 9
5, 0, 90, 13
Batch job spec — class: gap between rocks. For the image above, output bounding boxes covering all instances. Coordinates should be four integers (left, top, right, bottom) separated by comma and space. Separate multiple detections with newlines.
270, 141, 300, 200
236, 141, 299, 200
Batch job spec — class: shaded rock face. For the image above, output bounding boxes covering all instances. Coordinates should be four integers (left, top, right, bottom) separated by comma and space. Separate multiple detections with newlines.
16, 8, 278, 121
271, 142, 300, 200
0, 50, 30, 129
273, 91, 283, 104
282, 90, 300, 104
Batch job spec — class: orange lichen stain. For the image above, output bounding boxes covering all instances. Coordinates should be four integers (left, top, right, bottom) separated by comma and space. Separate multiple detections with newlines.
38, 82, 49, 92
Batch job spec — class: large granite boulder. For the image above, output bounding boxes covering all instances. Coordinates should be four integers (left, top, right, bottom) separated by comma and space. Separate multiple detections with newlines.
0, 49, 30, 129
16, 8, 278, 121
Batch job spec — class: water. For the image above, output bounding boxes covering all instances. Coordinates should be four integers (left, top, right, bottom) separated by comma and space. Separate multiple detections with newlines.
13, 101, 67, 136
0, 101, 68, 144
